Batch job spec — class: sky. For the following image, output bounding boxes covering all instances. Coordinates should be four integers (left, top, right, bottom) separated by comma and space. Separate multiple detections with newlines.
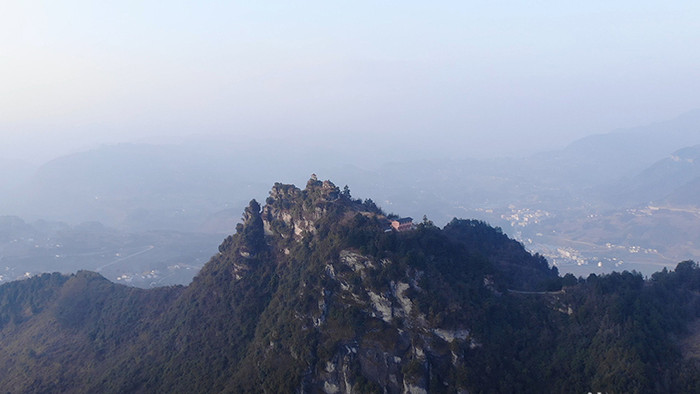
2, 1, 700, 163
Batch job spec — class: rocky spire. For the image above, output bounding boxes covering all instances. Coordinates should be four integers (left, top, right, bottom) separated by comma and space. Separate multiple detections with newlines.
236, 199, 265, 254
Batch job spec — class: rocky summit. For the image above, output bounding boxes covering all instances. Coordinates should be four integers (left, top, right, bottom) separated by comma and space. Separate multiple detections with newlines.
0, 177, 699, 393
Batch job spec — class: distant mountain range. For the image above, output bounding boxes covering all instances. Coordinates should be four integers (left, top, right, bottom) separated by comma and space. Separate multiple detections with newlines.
604, 144, 700, 205
537, 109, 700, 185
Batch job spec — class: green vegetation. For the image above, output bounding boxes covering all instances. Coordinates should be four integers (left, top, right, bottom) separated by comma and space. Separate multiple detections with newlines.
0, 177, 698, 392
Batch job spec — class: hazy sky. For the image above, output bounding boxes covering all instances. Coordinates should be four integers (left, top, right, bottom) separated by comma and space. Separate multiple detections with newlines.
2, 1, 700, 162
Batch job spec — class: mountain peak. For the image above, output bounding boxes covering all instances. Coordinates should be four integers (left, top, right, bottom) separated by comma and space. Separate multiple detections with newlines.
261, 177, 383, 241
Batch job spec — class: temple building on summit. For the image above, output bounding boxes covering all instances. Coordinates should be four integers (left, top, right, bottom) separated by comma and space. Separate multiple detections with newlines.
390, 217, 414, 232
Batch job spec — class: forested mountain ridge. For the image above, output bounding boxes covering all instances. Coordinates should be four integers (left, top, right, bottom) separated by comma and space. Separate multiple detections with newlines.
0, 177, 699, 393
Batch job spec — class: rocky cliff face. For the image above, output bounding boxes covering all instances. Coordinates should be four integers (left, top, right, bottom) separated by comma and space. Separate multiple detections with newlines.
303, 248, 479, 393
261, 179, 361, 240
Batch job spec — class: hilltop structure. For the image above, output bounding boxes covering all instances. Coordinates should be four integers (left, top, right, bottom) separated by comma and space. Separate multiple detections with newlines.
390, 217, 414, 232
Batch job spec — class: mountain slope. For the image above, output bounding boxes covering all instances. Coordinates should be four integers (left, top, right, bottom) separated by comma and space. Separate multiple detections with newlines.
0, 177, 698, 393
